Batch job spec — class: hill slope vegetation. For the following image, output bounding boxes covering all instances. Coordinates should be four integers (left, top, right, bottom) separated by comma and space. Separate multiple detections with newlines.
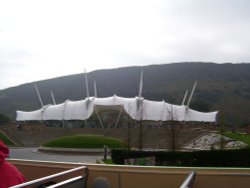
0, 62, 250, 125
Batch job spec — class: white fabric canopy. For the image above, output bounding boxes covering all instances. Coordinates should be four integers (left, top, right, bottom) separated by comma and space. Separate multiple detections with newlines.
16, 95, 218, 122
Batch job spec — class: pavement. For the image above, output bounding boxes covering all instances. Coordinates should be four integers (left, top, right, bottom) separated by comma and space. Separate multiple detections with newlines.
9, 147, 104, 163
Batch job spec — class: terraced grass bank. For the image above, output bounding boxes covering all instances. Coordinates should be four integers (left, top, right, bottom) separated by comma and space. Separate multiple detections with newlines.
43, 135, 126, 149
0, 131, 14, 146
1, 124, 206, 149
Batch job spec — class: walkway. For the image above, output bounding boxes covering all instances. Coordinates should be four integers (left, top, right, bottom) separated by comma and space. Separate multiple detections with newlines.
9, 147, 103, 163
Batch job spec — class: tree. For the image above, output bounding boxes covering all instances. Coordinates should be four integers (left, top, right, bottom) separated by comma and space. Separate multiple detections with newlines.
0, 114, 11, 125
218, 111, 226, 150
167, 105, 178, 152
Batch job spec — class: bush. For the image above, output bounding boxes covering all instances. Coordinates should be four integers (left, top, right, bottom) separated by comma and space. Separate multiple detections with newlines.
111, 148, 250, 167
0, 114, 11, 125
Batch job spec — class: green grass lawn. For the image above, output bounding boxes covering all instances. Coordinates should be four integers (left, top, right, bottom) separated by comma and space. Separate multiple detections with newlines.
43, 135, 126, 149
222, 132, 250, 147
0, 131, 14, 146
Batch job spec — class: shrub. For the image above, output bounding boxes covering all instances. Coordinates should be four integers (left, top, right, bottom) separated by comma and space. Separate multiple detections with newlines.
0, 114, 11, 125
111, 148, 250, 167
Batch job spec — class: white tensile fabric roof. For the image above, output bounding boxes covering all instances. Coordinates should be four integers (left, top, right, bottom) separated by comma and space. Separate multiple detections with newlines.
16, 95, 218, 122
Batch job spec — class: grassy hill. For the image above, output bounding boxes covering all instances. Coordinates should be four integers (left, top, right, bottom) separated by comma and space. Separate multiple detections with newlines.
0, 62, 250, 125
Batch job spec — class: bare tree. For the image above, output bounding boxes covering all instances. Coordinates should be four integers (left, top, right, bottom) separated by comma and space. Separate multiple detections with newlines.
219, 111, 225, 150
166, 105, 178, 151
136, 98, 146, 150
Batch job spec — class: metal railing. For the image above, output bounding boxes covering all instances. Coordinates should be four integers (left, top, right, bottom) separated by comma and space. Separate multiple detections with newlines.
179, 171, 196, 188
10, 166, 88, 188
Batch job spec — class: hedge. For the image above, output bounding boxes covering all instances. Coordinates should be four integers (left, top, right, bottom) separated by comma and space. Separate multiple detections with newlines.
43, 135, 126, 148
111, 148, 250, 167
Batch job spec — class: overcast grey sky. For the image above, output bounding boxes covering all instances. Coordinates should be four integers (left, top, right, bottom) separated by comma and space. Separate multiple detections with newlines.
0, 0, 250, 89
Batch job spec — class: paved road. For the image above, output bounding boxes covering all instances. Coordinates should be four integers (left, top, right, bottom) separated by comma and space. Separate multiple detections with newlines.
9, 147, 103, 163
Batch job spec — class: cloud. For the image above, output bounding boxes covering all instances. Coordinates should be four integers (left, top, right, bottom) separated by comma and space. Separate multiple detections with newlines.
0, 0, 250, 89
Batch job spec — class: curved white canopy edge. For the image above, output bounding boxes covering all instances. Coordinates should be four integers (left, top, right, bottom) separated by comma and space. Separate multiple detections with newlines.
16, 96, 218, 122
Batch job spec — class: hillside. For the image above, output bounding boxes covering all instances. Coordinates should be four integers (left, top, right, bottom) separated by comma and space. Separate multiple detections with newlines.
0, 62, 250, 125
